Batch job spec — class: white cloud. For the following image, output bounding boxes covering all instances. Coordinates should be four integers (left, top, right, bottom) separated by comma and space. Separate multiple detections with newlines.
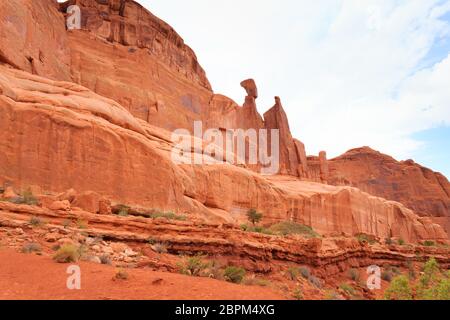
143, 0, 450, 163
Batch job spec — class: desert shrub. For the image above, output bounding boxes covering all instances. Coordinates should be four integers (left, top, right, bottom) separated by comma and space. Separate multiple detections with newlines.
115, 269, 129, 280
243, 277, 271, 287
148, 211, 187, 221
268, 221, 319, 238
251, 226, 273, 235
340, 283, 355, 296
356, 233, 376, 245
423, 240, 436, 247
9, 189, 38, 205
435, 275, 450, 300
29, 216, 45, 227
115, 204, 130, 217
178, 256, 210, 277
100, 255, 112, 265
348, 268, 360, 282
325, 290, 341, 300
22, 189, 38, 205
206, 260, 225, 280
308, 275, 322, 288
416, 258, 449, 300
299, 266, 311, 279
224, 266, 246, 284
247, 209, 263, 226
292, 287, 303, 300
286, 267, 299, 281
385, 238, 395, 245
398, 238, 405, 245
382, 270, 393, 282
240, 224, 249, 231
151, 242, 168, 254
407, 261, 416, 280
384, 275, 413, 300
22, 242, 42, 254
53, 244, 80, 263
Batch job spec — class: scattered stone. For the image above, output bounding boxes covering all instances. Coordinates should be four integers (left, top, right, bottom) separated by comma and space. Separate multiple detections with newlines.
44, 233, 59, 243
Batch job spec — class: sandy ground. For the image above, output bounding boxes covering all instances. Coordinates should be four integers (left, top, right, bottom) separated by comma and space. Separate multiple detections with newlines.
0, 248, 285, 300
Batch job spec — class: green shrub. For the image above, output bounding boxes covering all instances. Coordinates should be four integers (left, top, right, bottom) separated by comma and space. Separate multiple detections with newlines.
148, 211, 187, 221
9, 189, 38, 205
325, 290, 341, 300
398, 239, 405, 245
348, 268, 360, 282
384, 275, 413, 300
292, 287, 303, 300
268, 221, 319, 238
286, 267, 299, 281
407, 261, 416, 280
416, 258, 449, 300
240, 224, 249, 231
243, 277, 271, 287
22, 242, 42, 254
224, 266, 246, 284
246, 209, 263, 226
356, 233, 377, 244
115, 204, 130, 217
423, 240, 436, 247
340, 283, 355, 296
22, 190, 38, 205
178, 256, 210, 277
53, 244, 80, 263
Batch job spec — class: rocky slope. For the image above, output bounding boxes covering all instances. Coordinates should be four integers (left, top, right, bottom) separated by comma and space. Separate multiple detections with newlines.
329, 147, 450, 234
0, 0, 449, 300
0, 65, 448, 244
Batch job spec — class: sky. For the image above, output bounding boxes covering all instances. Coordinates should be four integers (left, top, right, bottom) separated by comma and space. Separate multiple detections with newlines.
141, 1, 450, 177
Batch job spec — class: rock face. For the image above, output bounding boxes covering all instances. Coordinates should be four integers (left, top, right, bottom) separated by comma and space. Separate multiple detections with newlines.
0, 0, 71, 81
263, 97, 300, 176
0, 66, 448, 243
329, 147, 450, 221
1, 0, 449, 246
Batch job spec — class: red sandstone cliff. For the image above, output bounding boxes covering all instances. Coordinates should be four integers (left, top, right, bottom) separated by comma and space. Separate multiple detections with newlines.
0, 0, 449, 245
329, 147, 450, 234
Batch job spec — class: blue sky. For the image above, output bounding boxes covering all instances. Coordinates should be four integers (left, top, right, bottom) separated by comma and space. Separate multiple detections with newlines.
142, 1, 450, 178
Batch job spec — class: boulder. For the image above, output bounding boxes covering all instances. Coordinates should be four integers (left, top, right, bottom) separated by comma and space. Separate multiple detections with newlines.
49, 200, 71, 211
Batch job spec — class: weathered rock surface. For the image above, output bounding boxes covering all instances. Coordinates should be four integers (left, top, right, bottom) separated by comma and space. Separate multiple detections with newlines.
0, 0, 71, 81
329, 147, 450, 219
264, 97, 302, 176
0, 66, 447, 243
0, 201, 449, 277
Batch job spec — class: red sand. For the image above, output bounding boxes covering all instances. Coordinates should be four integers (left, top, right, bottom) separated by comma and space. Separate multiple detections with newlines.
0, 248, 285, 300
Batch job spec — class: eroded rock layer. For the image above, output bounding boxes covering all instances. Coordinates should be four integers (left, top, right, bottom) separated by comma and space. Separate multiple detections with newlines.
0, 66, 448, 244
329, 147, 450, 219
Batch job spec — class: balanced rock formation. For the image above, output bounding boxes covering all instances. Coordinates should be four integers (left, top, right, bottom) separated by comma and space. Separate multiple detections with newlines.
1, 0, 449, 246
0, 65, 447, 243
